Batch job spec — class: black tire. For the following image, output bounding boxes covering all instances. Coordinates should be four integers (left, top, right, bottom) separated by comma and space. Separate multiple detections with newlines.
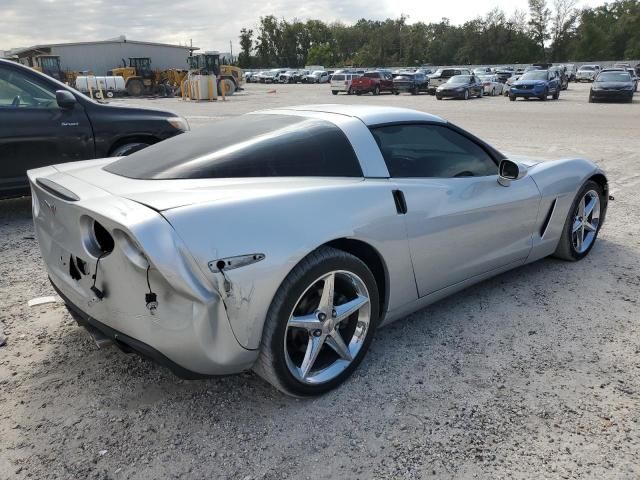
332, 90, 338, 95
373, 86, 380, 96
589, 94, 594, 103
509, 95, 516, 101
253, 247, 380, 396
436, 94, 443, 100
464, 89, 469, 100
540, 88, 548, 101
553, 180, 604, 261
347, 87, 352, 95
110, 142, 150, 157
553, 89, 560, 100
126, 79, 144, 97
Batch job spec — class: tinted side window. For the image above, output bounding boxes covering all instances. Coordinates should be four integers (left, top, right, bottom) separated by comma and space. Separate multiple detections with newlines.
370, 124, 497, 178
0, 67, 57, 109
105, 115, 363, 179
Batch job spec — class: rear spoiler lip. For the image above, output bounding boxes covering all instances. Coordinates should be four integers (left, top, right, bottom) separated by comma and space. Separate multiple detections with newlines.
35, 178, 80, 201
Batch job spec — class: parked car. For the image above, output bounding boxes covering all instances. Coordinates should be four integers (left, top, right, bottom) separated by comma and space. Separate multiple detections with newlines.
474, 67, 493, 75
494, 70, 514, 84
436, 74, 483, 100
576, 65, 601, 82
330, 73, 361, 95
304, 70, 330, 84
279, 70, 305, 84
0, 59, 188, 199
392, 72, 429, 95
589, 70, 635, 103
256, 71, 278, 83
428, 68, 471, 94
627, 68, 639, 91
549, 66, 569, 90
350, 71, 396, 95
478, 74, 504, 96
28, 104, 609, 396
509, 70, 561, 101
562, 64, 577, 82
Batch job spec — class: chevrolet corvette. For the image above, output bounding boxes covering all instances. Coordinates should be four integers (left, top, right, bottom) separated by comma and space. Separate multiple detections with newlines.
28, 105, 609, 396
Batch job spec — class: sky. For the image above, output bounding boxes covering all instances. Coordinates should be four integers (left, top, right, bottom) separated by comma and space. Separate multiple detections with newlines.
2, 0, 607, 54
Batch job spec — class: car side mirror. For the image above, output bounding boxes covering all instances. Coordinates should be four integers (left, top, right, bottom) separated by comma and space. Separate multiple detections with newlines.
56, 90, 76, 109
498, 159, 527, 187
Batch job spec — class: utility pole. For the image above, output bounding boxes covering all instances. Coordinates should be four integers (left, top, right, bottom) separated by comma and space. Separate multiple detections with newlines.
229, 40, 233, 63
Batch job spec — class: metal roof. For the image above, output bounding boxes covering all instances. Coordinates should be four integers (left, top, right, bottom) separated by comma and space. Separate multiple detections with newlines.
8, 36, 198, 55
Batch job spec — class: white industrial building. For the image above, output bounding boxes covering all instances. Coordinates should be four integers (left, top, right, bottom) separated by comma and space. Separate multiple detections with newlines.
4, 36, 198, 75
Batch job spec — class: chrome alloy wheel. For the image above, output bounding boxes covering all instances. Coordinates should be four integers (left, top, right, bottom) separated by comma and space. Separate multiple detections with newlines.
284, 271, 371, 385
572, 190, 601, 254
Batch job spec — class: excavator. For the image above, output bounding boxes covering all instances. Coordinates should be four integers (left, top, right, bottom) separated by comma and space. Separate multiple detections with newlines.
186, 52, 243, 95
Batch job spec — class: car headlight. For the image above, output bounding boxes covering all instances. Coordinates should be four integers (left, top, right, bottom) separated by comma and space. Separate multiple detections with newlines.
167, 116, 190, 131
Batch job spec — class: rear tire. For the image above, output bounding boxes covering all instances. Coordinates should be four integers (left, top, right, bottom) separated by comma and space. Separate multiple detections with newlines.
373, 86, 380, 96
509, 95, 516, 101
332, 90, 338, 95
436, 94, 442, 100
464, 89, 469, 100
253, 247, 380, 396
553, 180, 604, 261
540, 88, 548, 101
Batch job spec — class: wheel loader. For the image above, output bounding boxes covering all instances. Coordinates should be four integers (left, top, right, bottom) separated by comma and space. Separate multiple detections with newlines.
186, 52, 244, 95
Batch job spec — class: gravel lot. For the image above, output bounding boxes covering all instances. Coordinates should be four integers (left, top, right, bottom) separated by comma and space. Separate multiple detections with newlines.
1, 82, 639, 480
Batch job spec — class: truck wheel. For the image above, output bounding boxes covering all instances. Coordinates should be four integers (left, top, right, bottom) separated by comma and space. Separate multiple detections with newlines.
126, 79, 144, 96
110, 142, 150, 157
219, 79, 236, 96
373, 86, 380, 96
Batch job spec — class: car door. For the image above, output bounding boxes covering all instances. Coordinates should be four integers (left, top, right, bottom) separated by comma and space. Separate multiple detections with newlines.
370, 123, 541, 296
0, 65, 94, 195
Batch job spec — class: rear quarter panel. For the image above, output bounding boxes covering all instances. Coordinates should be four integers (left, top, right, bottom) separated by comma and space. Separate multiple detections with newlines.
163, 180, 418, 350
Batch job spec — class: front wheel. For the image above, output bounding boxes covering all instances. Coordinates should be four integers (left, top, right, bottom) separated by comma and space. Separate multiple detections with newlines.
464, 89, 469, 100
436, 94, 443, 100
373, 86, 380, 96
540, 88, 548, 101
253, 247, 379, 396
553, 180, 604, 261
509, 95, 516, 101
331, 90, 338, 95
553, 89, 560, 100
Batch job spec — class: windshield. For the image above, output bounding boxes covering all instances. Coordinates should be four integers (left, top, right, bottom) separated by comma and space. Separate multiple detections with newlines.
435, 69, 455, 77
596, 72, 631, 82
520, 71, 548, 81
579, 66, 596, 71
447, 75, 471, 84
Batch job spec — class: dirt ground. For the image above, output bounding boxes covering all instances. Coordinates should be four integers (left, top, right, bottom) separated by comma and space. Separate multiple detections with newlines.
1, 82, 639, 480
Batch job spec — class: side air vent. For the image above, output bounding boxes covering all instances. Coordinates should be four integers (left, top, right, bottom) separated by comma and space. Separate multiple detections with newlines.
539, 199, 557, 238
36, 178, 80, 201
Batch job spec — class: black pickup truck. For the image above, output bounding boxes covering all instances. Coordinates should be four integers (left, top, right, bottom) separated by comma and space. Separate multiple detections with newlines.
0, 59, 188, 199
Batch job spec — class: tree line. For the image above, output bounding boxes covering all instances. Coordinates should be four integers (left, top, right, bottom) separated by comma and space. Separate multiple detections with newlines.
237, 0, 640, 68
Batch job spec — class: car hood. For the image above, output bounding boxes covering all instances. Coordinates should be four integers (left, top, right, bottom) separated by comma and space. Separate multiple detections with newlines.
438, 83, 469, 89
45, 159, 365, 211
513, 80, 546, 87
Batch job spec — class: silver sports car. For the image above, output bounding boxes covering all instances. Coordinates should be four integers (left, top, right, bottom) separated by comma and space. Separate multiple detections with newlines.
29, 105, 609, 396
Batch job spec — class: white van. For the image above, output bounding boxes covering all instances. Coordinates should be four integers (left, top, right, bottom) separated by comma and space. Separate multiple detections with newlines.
330, 73, 361, 95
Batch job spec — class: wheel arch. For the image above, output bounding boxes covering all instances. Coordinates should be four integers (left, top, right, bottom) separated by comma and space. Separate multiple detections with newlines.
323, 238, 389, 320
107, 135, 160, 156
587, 172, 609, 222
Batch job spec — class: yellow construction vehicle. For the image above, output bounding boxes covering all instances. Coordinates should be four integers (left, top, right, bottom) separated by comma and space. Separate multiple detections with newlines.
108, 57, 187, 97
187, 52, 244, 95
31, 55, 66, 82
108, 57, 157, 96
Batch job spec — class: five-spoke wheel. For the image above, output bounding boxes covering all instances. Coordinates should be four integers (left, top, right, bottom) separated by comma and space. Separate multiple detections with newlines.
254, 247, 379, 396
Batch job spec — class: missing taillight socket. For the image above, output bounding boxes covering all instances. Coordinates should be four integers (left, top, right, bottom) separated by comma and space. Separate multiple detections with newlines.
93, 221, 114, 255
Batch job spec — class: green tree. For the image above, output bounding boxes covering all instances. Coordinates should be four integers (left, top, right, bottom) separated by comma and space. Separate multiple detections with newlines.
238, 28, 253, 68
528, 0, 551, 61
